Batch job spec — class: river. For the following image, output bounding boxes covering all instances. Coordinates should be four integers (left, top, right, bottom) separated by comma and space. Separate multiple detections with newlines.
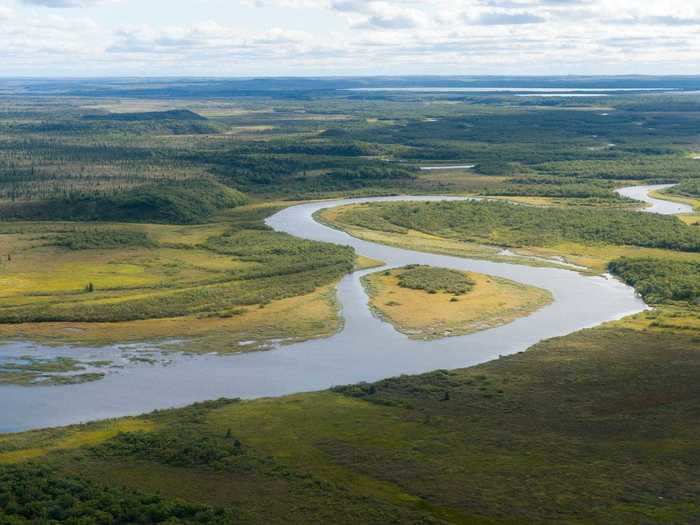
616, 184, 693, 214
0, 187, 672, 433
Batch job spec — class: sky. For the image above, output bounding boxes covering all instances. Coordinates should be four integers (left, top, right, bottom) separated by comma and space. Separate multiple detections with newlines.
0, 0, 699, 76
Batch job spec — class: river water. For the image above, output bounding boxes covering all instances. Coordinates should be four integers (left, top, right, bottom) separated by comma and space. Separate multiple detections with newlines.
616, 184, 693, 214
0, 188, 674, 433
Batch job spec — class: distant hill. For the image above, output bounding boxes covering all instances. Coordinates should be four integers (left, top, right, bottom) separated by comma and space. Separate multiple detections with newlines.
0, 180, 247, 224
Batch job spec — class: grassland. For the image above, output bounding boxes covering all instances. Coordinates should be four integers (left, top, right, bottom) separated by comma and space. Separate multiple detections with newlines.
1, 324, 699, 524
363, 266, 552, 339
0, 202, 355, 353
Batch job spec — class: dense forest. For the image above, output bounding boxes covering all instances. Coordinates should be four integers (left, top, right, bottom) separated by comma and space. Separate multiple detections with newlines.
0, 91, 698, 207
397, 265, 474, 295
0, 464, 233, 524
609, 257, 700, 305
334, 200, 700, 252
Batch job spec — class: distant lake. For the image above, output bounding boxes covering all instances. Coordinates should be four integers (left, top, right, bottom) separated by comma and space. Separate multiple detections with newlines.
345, 87, 676, 93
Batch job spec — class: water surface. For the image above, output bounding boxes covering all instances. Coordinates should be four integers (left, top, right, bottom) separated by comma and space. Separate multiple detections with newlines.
0, 194, 651, 433
616, 184, 693, 215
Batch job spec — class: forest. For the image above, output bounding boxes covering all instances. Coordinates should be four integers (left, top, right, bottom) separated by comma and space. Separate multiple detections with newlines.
331, 200, 700, 252
396, 265, 474, 295
609, 257, 700, 305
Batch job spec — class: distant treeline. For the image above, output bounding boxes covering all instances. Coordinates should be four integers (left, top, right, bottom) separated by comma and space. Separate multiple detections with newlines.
82, 109, 207, 122
0, 180, 247, 224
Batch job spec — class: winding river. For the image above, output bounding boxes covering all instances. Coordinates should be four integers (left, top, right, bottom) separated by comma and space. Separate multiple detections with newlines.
0, 186, 680, 433
616, 184, 693, 214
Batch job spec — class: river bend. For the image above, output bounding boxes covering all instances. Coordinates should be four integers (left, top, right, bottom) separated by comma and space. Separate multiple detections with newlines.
0, 189, 665, 433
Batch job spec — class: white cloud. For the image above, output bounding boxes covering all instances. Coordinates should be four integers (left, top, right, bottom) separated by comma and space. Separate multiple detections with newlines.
1, 0, 700, 75
0, 6, 15, 19
19, 0, 115, 7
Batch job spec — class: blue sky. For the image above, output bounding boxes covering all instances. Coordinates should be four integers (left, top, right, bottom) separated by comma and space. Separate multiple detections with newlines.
1, 0, 699, 76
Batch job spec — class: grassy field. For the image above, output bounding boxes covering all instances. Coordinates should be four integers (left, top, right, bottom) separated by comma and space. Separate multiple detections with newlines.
2, 324, 699, 524
0, 202, 356, 353
363, 266, 552, 340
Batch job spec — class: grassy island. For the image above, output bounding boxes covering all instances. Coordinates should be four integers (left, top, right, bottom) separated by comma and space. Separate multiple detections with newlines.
363, 265, 552, 339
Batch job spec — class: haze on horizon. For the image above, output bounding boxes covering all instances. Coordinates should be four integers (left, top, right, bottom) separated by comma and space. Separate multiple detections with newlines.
0, 0, 699, 77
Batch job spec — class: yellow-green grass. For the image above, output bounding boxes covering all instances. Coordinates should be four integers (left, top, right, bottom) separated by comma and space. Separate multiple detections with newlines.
354, 255, 385, 271
363, 268, 552, 340
0, 283, 342, 353
649, 189, 700, 225
3, 325, 700, 523
0, 418, 156, 464
609, 305, 700, 336
0, 200, 353, 352
486, 195, 557, 207
520, 242, 700, 274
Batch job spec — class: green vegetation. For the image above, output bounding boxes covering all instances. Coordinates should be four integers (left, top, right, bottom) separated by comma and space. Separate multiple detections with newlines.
0, 205, 353, 324
332, 200, 700, 252
83, 109, 208, 122
53, 229, 155, 250
667, 178, 700, 199
2, 326, 700, 523
2, 81, 700, 523
0, 464, 233, 524
532, 156, 700, 181
609, 257, 700, 305
1, 87, 699, 206
0, 356, 106, 386
397, 265, 474, 295
0, 180, 248, 225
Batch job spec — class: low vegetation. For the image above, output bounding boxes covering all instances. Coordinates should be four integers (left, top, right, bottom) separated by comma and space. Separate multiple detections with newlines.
320, 201, 700, 274
667, 178, 700, 199
0, 202, 354, 351
364, 266, 551, 339
52, 229, 155, 250
0, 356, 106, 386
0, 464, 233, 524
2, 80, 700, 523
2, 326, 699, 523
